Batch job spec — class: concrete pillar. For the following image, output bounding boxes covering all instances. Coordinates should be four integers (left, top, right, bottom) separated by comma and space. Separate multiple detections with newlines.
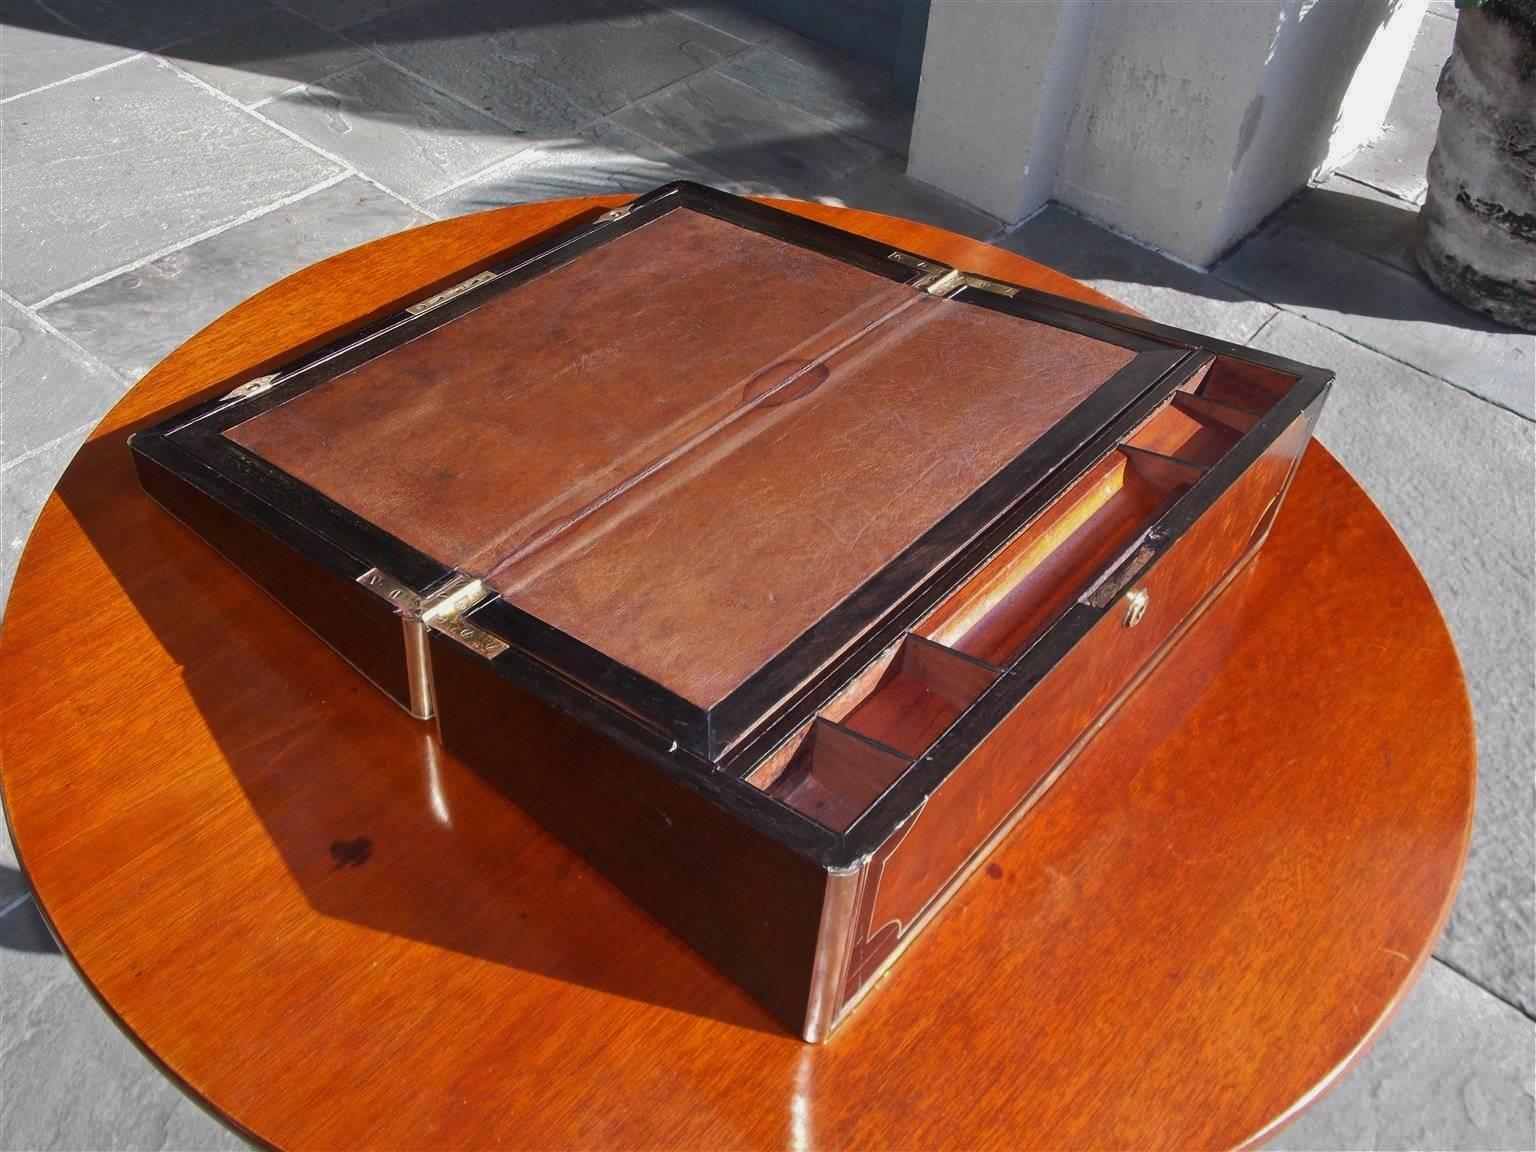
907, 0, 1094, 222
909, 0, 1429, 267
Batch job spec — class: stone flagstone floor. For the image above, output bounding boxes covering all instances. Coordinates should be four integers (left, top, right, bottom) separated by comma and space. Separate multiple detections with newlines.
1, 1, 1532, 1148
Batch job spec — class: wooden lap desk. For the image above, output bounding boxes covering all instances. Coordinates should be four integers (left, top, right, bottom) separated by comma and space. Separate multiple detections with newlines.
0, 198, 1474, 1151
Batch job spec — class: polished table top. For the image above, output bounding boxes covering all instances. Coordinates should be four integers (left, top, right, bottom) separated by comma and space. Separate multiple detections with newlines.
0, 197, 1474, 1150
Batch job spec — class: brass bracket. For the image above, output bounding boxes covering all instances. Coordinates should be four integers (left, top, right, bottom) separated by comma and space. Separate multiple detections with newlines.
405, 269, 498, 317
356, 567, 426, 613
220, 372, 280, 402
357, 569, 510, 660
888, 251, 1020, 299
420, 573, 509, 659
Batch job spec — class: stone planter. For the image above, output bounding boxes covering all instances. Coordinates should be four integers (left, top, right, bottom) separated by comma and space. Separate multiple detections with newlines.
1416, 5, 1536, 332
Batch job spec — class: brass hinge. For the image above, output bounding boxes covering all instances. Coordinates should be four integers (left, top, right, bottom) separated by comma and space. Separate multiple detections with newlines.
357, 569, 510, 659
357, 567, 426, 613
888, 251, 1020, 299
921, 268, 967, 296
221, 372, 280, 402
419, 573, 509, 659
405, 269, 498, 317
598, 202, 635, 223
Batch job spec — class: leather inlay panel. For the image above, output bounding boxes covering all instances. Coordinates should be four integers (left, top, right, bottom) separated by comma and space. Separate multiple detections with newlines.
494, 294, 1134, 707
228, 206, 1136, 710
227, 208, 904, 571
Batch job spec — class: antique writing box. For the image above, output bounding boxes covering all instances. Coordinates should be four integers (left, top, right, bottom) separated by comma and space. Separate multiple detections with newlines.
130, 182, 1332, 1041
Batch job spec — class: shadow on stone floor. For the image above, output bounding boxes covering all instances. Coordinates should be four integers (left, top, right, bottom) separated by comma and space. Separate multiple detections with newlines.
1212, 190, 1524, 337
0, 885, 59, 954
2, 0, 636, 57
5, 0, 896, 144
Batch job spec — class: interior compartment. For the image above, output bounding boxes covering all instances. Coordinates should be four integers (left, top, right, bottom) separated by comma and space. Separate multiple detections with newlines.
1192, 353, 1293, 413
762, 719, 913, 832
919, 447, 1203, 667
750, 356, 1300, 831
749, 632, 1000, 829
838, 634, 1001, 757
1125, 392, 1255, 466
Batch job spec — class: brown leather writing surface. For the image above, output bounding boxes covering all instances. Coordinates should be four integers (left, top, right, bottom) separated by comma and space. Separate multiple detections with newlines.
228, 209, 905, 569
228, 206, 1136, 709
495, 293, 1134, 706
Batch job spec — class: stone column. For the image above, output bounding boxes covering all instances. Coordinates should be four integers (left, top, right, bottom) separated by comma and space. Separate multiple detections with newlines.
909, 0, 1429, 266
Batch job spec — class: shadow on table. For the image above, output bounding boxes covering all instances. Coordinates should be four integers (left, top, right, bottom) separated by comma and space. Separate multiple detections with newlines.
55, 422, 782, 1037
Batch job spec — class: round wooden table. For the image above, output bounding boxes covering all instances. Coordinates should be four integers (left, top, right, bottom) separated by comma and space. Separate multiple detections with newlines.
0, 198, 1474, 1150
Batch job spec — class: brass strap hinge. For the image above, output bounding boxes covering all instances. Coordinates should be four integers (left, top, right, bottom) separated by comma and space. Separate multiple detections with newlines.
405, 270, 498, 317
888, 251, 1020, 299
598, 202, 635, 223
357, 569, 510, 659
226, 268, 502, 403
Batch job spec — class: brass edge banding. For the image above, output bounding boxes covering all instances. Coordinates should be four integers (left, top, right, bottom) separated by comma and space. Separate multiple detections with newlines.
802, 864, 863, 1043
401, 618, 434, 719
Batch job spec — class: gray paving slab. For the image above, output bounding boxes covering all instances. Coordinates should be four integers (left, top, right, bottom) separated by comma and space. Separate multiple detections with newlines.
2, 56, 340, 305
1250, 311, 1535, 1016
2, 426, 88, 622
1267, 960, 1535, 1151
1337, 7, 1455, 204
351, 0, 744, 130
425, 119, 728, 217
824, 155, 1001, 241
1279, 174, 1423, 277
6, 0, 270, 53
612, 69, 883, 199
275, 0, 425, 32
42, 177, 425, 381
996, 205, 1277, 343
657, 0, 802, 47
0, 898, 249, 1151
719, 41, 912, 156
1, 298, 124, 459
164, 5, 370, 106
0, 0, 138, 100
1217, 223, 1535, 418
259, 60, 528, 202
